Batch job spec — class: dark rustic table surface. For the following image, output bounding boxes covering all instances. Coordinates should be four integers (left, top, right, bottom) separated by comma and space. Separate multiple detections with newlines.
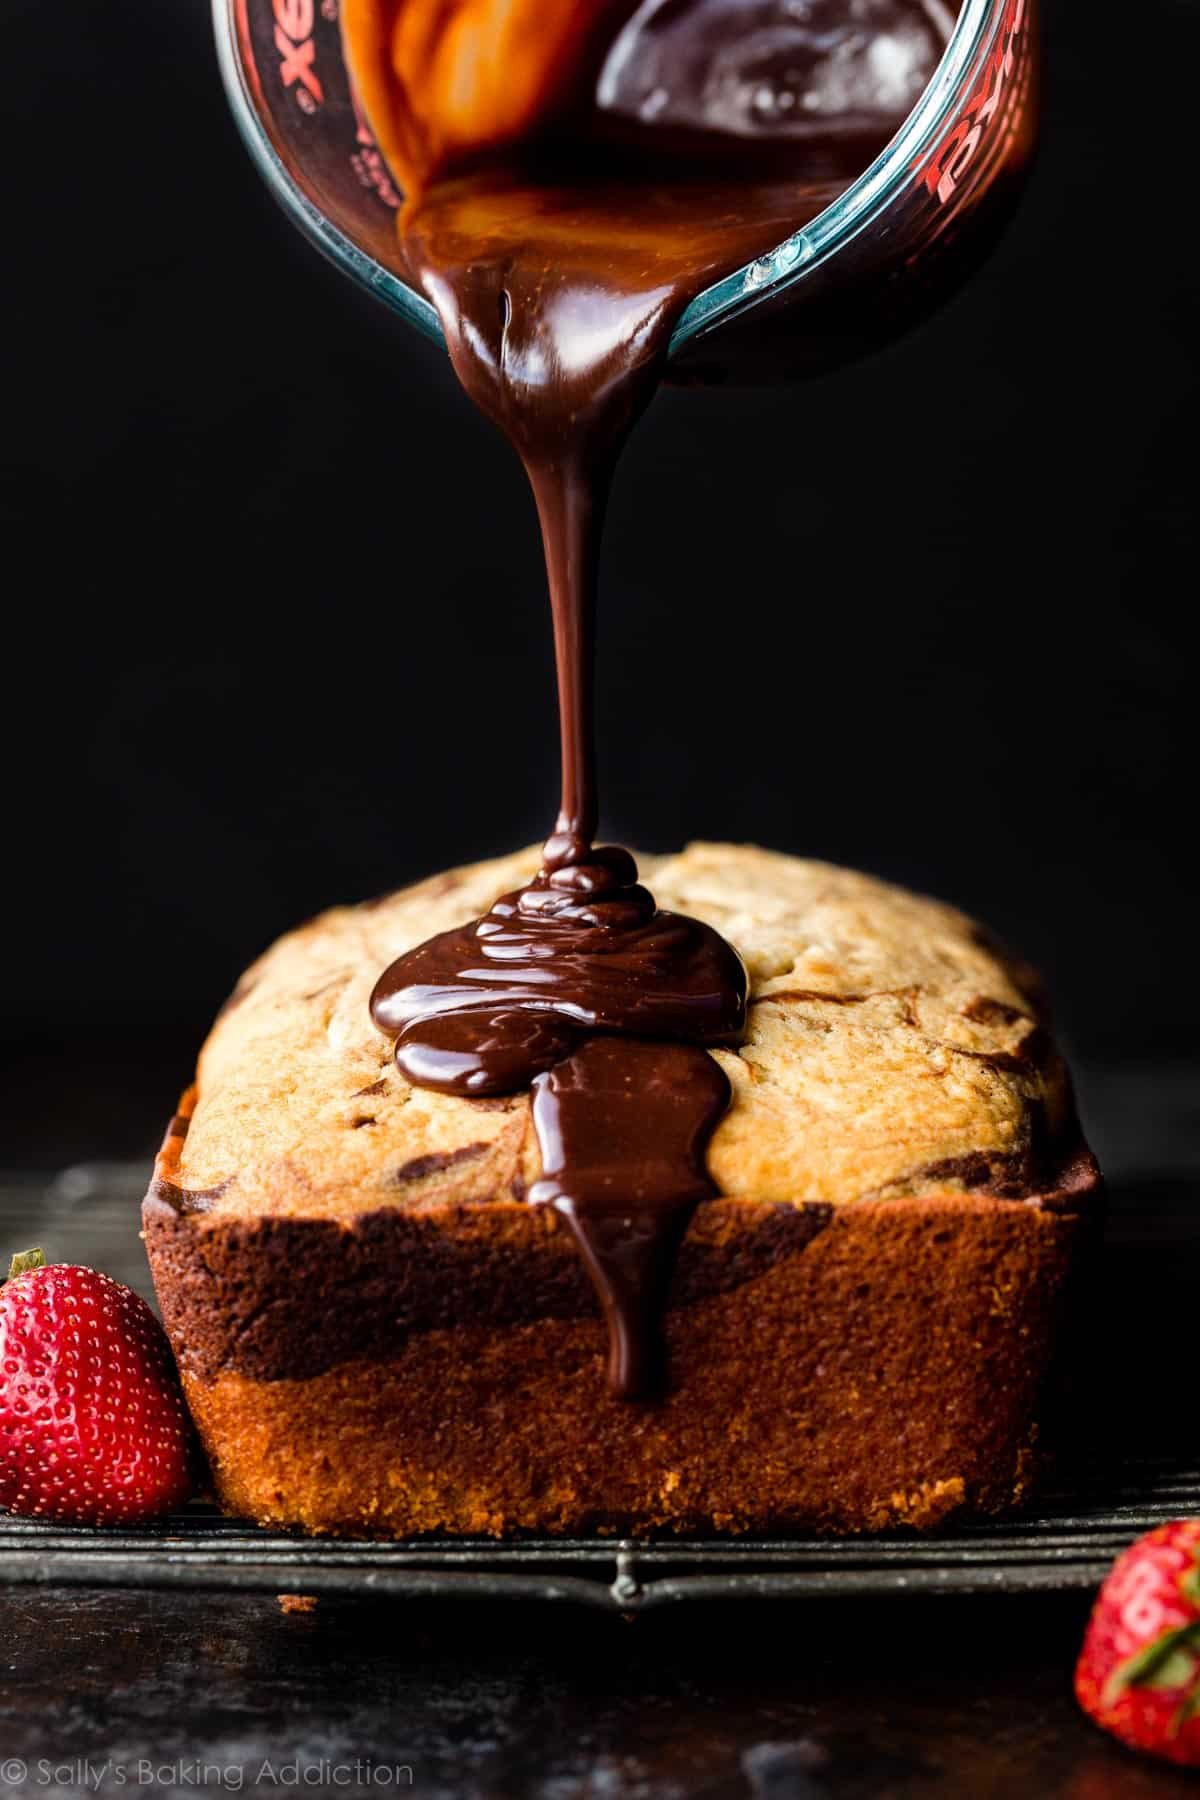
1, 1066, 1197, 1799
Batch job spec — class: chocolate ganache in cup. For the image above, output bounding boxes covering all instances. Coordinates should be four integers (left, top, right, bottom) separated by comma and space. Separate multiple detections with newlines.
351, 0, 957, 1397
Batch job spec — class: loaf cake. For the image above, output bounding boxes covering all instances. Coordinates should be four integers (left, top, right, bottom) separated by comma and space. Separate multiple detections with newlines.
143, 843, 1099, 1536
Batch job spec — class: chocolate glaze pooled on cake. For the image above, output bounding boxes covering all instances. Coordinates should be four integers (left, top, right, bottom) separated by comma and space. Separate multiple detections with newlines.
370, 859, 744, 1394
350, 0, 957, 1396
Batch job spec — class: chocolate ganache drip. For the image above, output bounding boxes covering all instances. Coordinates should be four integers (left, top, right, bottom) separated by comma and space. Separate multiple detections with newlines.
370, 835, 747, 1398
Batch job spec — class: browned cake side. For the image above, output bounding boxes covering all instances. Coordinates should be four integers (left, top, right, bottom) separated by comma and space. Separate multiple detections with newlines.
142, 844, 1101, 1537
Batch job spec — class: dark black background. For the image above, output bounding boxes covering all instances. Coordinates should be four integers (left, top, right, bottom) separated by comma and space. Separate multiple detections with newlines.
2, 0, 1195, 1164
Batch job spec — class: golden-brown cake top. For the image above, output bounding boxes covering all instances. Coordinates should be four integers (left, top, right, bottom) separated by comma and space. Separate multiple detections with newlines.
159, 843, 1075, 1221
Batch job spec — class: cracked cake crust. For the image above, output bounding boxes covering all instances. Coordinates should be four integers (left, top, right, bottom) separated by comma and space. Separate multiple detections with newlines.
143, 843, 1100, 1536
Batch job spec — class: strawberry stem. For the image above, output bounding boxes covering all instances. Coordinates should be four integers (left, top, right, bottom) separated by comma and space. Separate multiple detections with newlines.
6, 1247, 46, 1281
1103, 1621, 1200, 1709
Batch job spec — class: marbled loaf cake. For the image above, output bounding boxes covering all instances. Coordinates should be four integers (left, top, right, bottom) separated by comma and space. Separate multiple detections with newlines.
143, 843, 1099, 1536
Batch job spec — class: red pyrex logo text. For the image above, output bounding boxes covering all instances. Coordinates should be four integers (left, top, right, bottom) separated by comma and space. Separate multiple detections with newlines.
275, 0, 324, 107
918, 0, 1026, 204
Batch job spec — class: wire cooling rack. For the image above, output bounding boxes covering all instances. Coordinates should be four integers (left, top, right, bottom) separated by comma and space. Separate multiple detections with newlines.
1, 1156, 1195, 1608
1, 1461, 1198, 1611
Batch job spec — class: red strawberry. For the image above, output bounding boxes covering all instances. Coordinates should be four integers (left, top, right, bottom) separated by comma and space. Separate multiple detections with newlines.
0, 1248, 193, 1525
1076, 1520, 1200, 1767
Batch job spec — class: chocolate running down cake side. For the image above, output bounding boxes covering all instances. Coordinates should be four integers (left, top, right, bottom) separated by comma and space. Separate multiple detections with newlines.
143, 843, 1100, 1537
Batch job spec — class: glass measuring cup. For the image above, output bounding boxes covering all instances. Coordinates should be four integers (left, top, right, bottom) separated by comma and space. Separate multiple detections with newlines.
215, 0, 1038, 380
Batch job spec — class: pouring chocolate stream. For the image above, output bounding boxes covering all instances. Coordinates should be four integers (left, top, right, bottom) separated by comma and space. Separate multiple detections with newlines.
349, 0, 954, 1396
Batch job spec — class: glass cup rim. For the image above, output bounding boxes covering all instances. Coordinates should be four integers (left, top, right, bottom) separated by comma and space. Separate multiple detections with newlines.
213, 0, 1001, 356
